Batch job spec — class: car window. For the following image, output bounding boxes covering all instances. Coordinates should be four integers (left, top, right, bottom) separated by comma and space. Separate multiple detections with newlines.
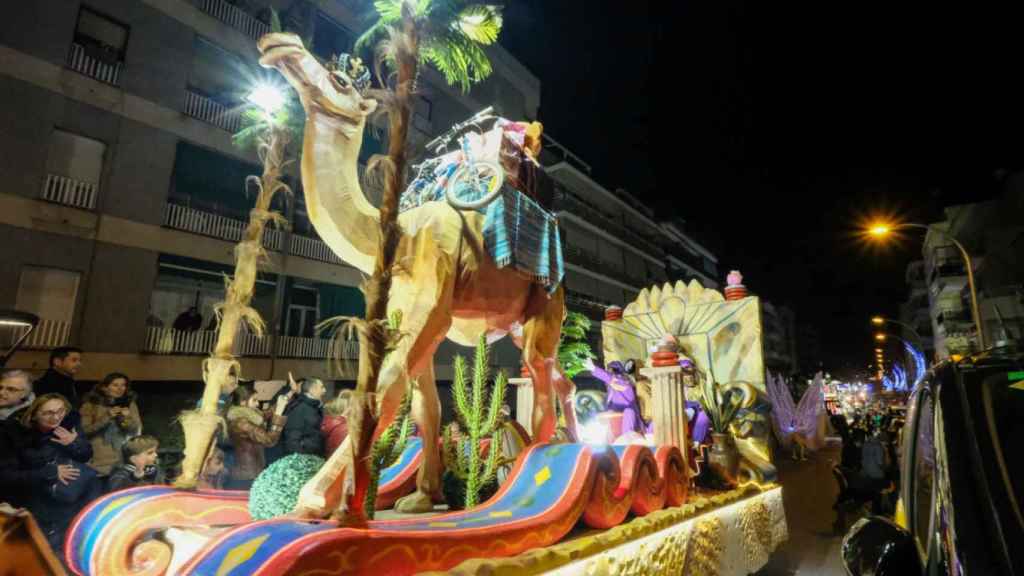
912, 389, 936, 556
980, 370, 1024, 528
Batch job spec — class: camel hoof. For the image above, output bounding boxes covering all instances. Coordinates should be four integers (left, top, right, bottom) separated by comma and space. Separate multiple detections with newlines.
394, 491, 434, 514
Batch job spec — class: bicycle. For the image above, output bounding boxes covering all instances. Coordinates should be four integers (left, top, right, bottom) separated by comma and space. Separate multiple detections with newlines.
415, 106, 506, 211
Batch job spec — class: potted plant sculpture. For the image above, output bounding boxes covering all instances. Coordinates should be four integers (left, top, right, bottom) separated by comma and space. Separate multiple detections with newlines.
695, 375, 757, 487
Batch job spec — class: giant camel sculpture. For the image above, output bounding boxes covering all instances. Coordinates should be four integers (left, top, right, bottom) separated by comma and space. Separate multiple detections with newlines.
258, 33, 576, 514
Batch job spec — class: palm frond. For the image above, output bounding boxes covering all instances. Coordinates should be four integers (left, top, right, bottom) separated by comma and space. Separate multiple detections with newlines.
420, 32, 493, 93
454, 4, 502, 45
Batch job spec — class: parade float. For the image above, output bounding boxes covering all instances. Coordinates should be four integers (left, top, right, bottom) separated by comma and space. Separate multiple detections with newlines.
62, 10, 786, 573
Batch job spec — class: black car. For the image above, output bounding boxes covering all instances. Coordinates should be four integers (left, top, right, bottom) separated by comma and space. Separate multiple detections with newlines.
841, 344, 1024, 576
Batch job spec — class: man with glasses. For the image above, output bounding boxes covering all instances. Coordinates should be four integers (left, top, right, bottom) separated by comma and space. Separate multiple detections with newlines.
0, 370, 34, 421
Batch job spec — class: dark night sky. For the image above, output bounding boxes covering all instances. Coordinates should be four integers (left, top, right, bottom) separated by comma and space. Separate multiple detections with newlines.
499, 1, 1024, 374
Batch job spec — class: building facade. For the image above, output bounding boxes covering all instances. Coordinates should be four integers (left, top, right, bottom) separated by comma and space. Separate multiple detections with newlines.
0, 0, 539, 388
761, 301, 798, 376
923, 179, 1023, 359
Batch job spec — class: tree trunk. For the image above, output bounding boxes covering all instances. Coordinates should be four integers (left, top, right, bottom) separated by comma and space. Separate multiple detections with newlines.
341, 7, 418, 525
175, 122, 291, 489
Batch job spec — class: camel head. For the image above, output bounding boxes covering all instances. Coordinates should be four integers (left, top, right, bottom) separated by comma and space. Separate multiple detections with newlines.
258, 33, 377, 139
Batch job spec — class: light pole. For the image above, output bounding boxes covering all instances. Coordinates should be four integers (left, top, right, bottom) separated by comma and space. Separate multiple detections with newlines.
870, 316, 925, 348
868, 222, 986, 350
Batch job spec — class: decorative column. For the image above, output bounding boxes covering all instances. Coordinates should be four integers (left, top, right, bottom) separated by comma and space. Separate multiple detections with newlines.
724, 270, 748, 301
640, 348, 690, 451
509, 363, 535, 432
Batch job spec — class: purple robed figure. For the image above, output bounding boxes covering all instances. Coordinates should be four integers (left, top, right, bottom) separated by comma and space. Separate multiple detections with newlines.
686, 401, 711, 444
585, 359, 648, 435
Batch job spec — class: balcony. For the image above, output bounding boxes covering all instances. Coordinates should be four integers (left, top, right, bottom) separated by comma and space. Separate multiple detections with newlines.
564, 289, 612, 321
1, 319, 71, 350
198, 0, 270, 41
552, 189, 664, 260
278, 334, 358, 360
184, 89, 242, 133
290, 233, 344, 265
143, 327, 359, 361
143, 327, 269, 356
163, 203, 283, 250
41, 174, 98, 210
563, 246, 644, 286
66, 42, 122, 86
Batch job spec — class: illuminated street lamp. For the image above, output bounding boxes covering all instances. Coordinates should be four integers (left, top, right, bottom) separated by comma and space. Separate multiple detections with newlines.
247, 83, 286, 116
867, 221, 985, 349
875, 333, 886, 342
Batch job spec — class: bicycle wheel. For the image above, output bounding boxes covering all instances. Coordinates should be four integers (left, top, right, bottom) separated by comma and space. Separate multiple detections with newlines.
445, 160, 505, 210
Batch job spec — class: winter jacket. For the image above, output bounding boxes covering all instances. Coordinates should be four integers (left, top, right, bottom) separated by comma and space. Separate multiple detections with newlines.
80, 392, 142, 475
320, 414, 348, 456
226, 406, 286, 482
282, 395, 324, 457
34, 369, 79, 406
107, 462, 164, 492
3, 411, 100, 552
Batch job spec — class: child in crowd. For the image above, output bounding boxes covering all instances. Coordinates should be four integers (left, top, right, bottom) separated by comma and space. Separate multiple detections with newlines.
107, 435, 164, 492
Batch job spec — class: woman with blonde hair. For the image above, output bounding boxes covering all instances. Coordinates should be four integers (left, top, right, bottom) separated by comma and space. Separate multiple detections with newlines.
320, 389, 351, 456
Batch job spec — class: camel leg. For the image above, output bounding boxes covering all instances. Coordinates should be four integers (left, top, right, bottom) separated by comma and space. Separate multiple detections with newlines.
523, 287, 567, 443
378, 289, 451, 513
395, 357, 441, 513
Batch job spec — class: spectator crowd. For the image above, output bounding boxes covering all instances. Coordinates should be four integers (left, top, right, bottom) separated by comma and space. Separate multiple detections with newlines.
0, 346, 351, 564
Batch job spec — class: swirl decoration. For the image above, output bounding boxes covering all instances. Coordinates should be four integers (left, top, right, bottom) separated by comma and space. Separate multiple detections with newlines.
68, 443, 692, 575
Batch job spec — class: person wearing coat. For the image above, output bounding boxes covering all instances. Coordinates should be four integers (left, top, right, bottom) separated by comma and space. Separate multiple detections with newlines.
281, 378, 326, 457
7, 394, 100, 554
225, 386, 289, 490
79, 373, 142, 478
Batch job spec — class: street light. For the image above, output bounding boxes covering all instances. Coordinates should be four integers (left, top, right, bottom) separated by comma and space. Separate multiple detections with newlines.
867, 220, 985, 349
247, 83, 286, 115
871, 316, 925, 348
875, 333, 887, 342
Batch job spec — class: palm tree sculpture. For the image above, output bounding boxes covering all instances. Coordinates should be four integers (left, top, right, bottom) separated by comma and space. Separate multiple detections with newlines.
174, 86, 302, 488
338, 0, 503, 525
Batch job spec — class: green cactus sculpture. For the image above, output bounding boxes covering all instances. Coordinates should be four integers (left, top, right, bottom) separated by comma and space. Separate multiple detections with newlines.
442, 334, 507, 509
365, 383, 413, 517
362, 309, 412, 518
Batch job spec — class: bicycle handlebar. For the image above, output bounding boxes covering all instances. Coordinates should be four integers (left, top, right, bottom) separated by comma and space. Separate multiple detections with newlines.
425, 106, 497, 153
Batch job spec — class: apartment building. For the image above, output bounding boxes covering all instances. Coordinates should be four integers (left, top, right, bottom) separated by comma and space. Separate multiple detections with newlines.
0, 0, 539, 388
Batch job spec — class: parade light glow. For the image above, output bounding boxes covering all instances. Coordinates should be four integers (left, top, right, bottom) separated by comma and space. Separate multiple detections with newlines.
247, 84, 286, 114
580, 421, 609, 446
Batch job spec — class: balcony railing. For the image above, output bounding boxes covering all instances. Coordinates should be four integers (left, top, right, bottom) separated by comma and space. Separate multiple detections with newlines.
164, 203, 283, 250
278, 335, 358, 360
290, 234, 344, 264
41, 174, 98, 210
199, 0, 270, 40
67, 42, 122, 86
552, 190, 664, 259
1, 319, 72, 350
143, 327, 270, 356
143, 327, 359, 361
184, 89, 242, 133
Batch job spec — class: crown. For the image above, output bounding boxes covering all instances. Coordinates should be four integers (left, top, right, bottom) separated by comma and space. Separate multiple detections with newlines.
329, 53, 371, 92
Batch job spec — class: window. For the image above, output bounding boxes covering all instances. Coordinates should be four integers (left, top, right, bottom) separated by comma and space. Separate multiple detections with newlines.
74, 7, 128, 64
286, 286, 319, 338
910, 388, 936, 556
16, 267, 81, 324
311, 12, 354, 62
67, 7, 127, 85
189, 37, 246, 103
42, 129, 105, 209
